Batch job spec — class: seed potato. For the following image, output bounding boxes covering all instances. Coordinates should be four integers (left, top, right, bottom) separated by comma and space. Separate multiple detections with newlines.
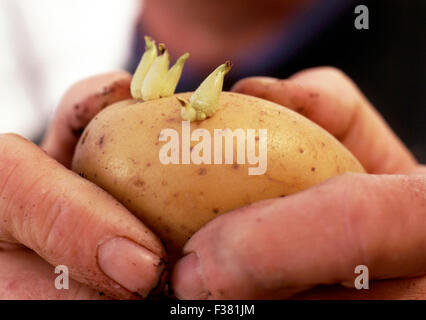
72, 92, 364, 259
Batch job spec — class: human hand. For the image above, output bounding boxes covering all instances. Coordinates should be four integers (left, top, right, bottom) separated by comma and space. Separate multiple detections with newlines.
171, 67, 426, 299
0, 72, 166, 300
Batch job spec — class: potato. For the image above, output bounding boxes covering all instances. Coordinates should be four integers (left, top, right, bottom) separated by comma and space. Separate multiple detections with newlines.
72, 92, 364, 260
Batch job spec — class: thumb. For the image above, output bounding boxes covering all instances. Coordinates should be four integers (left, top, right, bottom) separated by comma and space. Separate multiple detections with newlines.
171, 171, 426, 299
0, 134, 166, 299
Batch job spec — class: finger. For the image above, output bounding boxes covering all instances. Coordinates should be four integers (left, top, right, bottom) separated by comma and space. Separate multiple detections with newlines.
171, 172, 426, 299
0, 249, 107, 300
231, 68, 417, 174
0, 134, 166, 299
41, 71, 132, 168
410, 165, 426, 175
0, 241, 25, 251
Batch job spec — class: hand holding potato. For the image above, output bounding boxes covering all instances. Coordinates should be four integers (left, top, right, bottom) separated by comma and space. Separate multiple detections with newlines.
1, 66, 424, 300
0, 73, 166, 299
171, 67, 426, 299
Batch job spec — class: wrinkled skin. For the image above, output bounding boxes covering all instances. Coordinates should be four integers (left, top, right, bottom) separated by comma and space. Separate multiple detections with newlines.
0, 67, 425, 300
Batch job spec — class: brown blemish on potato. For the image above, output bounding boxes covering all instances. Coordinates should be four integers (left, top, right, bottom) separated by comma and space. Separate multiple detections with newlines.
133, 179, 145, 188
98, 135, 105, 147
167, 117, 176, 122
140, 120, 144, 125
280, 195, 286, 197
299, 148, 304, 154
255, 136, 260, 142
173, 192, 179, 198
265, 174, 284, 184
232, 164, 239, 170
198, 168, 207, 175
146, 162, 151, 167
212, 208, 219, 214
311, 167, 316, 172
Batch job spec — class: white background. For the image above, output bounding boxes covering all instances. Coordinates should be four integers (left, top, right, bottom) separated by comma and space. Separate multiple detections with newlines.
0, 0, 141, 140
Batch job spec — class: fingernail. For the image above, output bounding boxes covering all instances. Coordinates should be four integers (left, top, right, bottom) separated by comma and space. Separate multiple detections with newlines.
98, 237, 164, 298
172, 252, 209, 300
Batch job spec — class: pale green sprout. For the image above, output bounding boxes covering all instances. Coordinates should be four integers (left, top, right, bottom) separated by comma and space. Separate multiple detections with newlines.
160, 53, 190, 98
130, 36, 157, 99
179, 61, 232, 122
177, 96, 202, 122
141, 44, 170, 101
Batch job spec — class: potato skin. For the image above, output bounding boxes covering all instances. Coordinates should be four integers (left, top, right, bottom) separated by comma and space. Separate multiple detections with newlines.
72, 92, 364, 259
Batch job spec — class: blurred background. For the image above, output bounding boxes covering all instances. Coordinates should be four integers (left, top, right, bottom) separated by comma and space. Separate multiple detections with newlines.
0, 0, 425, 161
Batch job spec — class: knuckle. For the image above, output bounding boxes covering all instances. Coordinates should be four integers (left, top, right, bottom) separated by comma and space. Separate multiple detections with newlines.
35, 193, 74, 256
26, 178, 85, 258
314, 66, 348, 79
0, 133, 27, 152
338, 173, 381, 264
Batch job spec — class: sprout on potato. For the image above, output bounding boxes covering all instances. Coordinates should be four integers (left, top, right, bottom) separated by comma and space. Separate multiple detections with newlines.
130, 36, 232, 123
130, 36, 158, 99
131, 39, 190, 101
179, 61, 232, 122
160, 53, 190, 98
